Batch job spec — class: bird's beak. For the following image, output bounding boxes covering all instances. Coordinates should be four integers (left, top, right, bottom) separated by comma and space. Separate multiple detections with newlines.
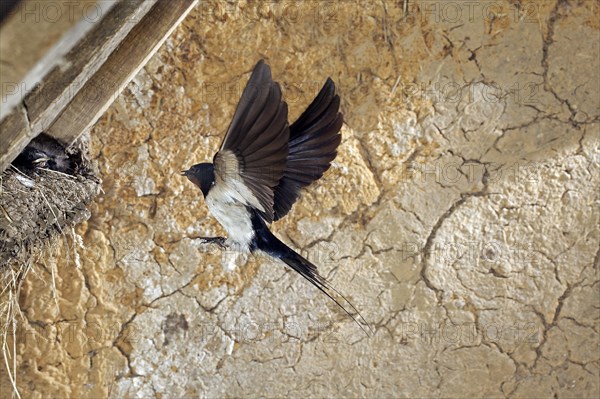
181, 169, 188, 176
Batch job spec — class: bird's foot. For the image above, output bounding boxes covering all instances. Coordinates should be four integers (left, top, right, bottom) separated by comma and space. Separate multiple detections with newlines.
198, 236, 228, 248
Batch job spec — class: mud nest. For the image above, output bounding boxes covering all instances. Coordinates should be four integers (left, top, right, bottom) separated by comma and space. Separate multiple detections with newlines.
0, 168, 99, 265
0, 133, 101, 339
0, 134, 100, 267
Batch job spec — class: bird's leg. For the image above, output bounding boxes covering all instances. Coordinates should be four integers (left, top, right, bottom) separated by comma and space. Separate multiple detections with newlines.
197, 236, 228, 248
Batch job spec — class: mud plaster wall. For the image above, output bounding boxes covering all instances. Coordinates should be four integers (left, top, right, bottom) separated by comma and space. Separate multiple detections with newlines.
2, 1, 599, 397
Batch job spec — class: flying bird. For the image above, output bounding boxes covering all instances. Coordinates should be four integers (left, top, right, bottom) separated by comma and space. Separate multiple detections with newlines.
182, 60, 370, 335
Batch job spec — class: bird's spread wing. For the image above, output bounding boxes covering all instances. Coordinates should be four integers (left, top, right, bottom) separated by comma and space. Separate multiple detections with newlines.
213, 60, 289, 223
272, 78, 343, 221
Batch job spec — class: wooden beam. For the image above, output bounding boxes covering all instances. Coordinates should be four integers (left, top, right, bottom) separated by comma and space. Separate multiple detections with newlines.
0, 0, 104, 104
1, 0, 159, 172
24, 0, 158, 135
45, 0, 198, 145
0, 105, 32, 171
0, 0, 157, 172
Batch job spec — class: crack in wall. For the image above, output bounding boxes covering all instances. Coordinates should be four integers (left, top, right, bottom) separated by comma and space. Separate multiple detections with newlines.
6, 1, 600, 397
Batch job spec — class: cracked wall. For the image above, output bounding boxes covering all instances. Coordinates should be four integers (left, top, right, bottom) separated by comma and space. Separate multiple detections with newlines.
2, 0, 599, 397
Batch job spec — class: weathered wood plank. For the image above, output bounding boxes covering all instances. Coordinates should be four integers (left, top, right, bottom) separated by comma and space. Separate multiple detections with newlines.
1, 0, 156, 173
24, 0, 158, 134
0, 105, 32, 172
46, 0, 198, 145
0, 0, 102, 102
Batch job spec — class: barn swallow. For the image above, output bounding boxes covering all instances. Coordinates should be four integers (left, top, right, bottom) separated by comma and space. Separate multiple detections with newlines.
182, 60, 370, 335
13, 133, 74, 174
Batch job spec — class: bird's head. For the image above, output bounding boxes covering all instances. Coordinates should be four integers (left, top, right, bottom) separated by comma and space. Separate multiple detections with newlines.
181, 163, 215, 198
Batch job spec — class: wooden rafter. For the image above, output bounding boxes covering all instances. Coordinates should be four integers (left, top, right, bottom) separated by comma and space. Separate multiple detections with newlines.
0, 0, 198, 172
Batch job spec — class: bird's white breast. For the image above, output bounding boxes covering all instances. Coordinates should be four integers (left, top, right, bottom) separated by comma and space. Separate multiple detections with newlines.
205, 183, 254, 251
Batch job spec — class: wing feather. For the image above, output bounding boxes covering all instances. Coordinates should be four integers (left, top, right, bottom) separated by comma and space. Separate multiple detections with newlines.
272, 78, 343, 221
214, 60, 289, 222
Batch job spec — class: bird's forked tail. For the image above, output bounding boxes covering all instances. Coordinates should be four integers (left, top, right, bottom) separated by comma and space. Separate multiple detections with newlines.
251, 213, 372, 336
